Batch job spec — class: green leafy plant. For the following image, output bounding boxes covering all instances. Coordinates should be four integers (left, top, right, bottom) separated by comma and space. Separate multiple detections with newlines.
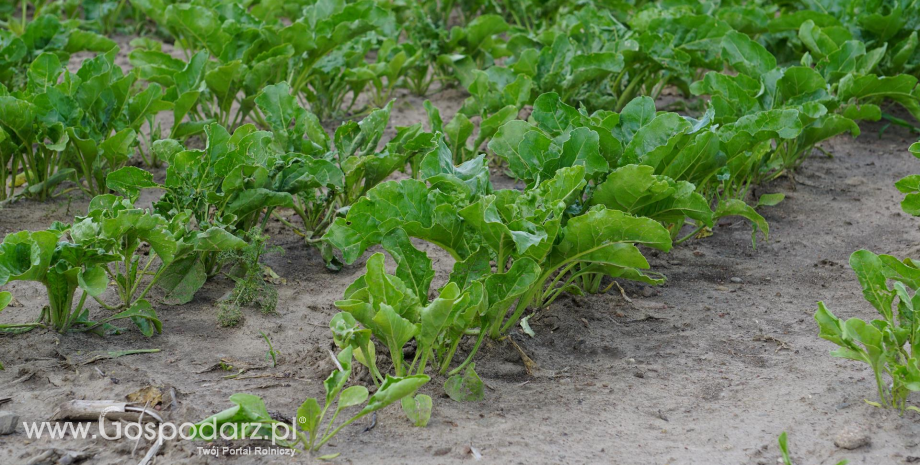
436, 13, 511, 87
192, 348, 429, 458
355, 37, 432, 106
83, 0, 136, 36
0, 225, 161, 335
130, 1, 299, 128
768, 3, 920, 79
70, 189, 180, 313
691, 31, 867, 187
325, 164, 670, 375
815, 250, 920, 413
896, 141, 920, 214
129, 123, 286, 301
331, 251, 484, 378
488, 93, 773, 245
142, 0, 394, 121
261, 331, 277, 367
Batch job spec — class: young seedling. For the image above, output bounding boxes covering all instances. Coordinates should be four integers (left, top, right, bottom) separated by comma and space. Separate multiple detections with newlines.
816, 250, 920, 414
192, 348, 429, 459
261, 331, 278, 368
778, 431, 848, 465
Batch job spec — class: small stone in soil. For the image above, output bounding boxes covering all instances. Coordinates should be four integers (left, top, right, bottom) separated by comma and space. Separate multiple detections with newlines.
730, 277, 743, 283
834, 427, 870, 450
0, 411, 19, 435
641, 286, 656, 297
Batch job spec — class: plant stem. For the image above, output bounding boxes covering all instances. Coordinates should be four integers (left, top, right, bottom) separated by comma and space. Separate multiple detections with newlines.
675, 223, 708, 245
447, 330, 486, 376
439, 337, 462, 375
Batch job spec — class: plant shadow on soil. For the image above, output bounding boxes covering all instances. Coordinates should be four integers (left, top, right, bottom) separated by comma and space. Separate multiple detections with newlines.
3, 48, 920, 465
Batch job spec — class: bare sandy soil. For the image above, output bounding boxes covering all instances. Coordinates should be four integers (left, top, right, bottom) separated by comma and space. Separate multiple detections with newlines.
2, 36, 920, 465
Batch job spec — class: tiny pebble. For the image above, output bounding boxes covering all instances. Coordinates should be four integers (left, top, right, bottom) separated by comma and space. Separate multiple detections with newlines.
730, 277, 743, 283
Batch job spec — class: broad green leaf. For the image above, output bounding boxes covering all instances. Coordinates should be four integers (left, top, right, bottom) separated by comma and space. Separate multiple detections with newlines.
417, 282, 462, 350
372, 304, 419, 359
590, 164, 713, 228
324, 180, 468, 263
849, 250, 894, 318
756, 194, 785, 208
549, 207, 673, 273
191, 393, 273, 440
401, 394, 432, 427
360, 374, 430, 415
721, 31, 776, 77
0, 230, 59, 284
482, 258, 541, 324
420, 140, 491, 199
381, 229, 434, 306
621, 113, 691, 166
225, 189, 294, 218
338, 385, 369, 409
193, 229, 247, 252
28, 53, 62, 93
778, 67, 827, 104
444, 363, 484, 402
157, 255, 206, 305
459, 195, 549, 258
713, 199, 769, 246
106, 167, 160, 199
111, 299, 162, 337
296, 398, 321, 436
77, 266, 107, 297
531, 92, 584, 134
560, 127, 607, 180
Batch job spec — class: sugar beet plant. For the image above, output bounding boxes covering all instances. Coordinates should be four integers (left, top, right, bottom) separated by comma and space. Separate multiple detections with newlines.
687, 29, 920, 188
815, 138, 920, 414
191, 347, 429, 458
322, 152, 681, 422
816, 250, 920, 414
0, 204, 165, 336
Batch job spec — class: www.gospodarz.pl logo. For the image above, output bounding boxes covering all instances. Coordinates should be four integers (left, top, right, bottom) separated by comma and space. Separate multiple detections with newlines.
23, 406, 300, 448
